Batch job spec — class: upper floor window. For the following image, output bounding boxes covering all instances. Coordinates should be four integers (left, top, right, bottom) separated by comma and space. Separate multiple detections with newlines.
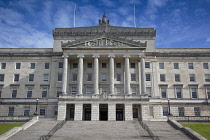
0, 63, 6, 69
73, 63, 78, 68
116, 63, 121, 68
205, 74, 210, 82
194, 107, 200, 116
29, 74, 34, 82
130, 63, 135, 68
0, 87, 2, 98
0, 74, 4, 82
190, 74, 195, 82
42, 87, 48, 98
160, 74, 165, 82
30, 63, 35, 69
87, 73, 92, 82
86, 87, 92, 95
145, 62, 150, 68
131, 74, 136, 81
27, 87, 32, 98
16, 63, 21, 69
203, 63, 209, 69
159, 63, 164, 69
101, 87, 107, 93
146, 74, 151, 81
174, 63, 179, 69
71, 87, 77, 95
43, 74, 49, 82
12, 87, 17, 98
72, 73, 77, 82
176, 87, 182, 98
45, 63, 50, 69
161, 87, 167, 98
131, 87, 137, 95
58, 62, 63, 68
146, 87, 151, 97
191, 87, 198, 98
116, 74, 121, 81
101, 73, 107, 82
102, 63, 107, 68
14, 74, 19, 82
188, 63, 194, 69
87, 63, 92, 68
175, 74, 180, 82
58, 74, 62, 81
56, 87, 62, 97
116, 87, 122, 95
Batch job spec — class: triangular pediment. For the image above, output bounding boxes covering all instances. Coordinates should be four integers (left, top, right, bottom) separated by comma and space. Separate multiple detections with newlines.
61, 35, 147, 49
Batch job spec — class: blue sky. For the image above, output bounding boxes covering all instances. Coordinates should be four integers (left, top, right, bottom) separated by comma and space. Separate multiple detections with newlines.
0, 0, 210, 48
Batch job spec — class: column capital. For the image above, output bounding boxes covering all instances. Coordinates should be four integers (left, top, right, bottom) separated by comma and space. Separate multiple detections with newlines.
62, 55, 69, 58
123, 55, 130, 58
139, 55, 145, 59
92, 55, 100, 58
108, 55, 115, 58
77, 55, 84, 58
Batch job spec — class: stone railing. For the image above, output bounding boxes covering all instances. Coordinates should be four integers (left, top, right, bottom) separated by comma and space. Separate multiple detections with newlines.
169, 116, 210, 122
0, 116, 33, 122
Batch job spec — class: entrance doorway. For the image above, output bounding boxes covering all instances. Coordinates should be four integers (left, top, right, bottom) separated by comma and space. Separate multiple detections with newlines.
116, 104, 124, 121
99, 104, 108, 121
133, 104, 141, 120
83, 104, 91, 121
66, 104, 75, 121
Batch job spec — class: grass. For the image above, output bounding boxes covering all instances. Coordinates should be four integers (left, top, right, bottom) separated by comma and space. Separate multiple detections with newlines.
0, 123, 25, 135
181, 123, 210, 140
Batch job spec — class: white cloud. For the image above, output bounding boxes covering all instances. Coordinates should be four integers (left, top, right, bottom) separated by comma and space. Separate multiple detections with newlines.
99, 0, 115, 7
206, 38, 210, 42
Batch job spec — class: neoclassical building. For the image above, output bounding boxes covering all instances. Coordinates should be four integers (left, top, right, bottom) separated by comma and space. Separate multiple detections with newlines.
0, 14, 210, 121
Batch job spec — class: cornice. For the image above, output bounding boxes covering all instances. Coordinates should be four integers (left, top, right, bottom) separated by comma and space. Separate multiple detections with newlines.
145, 52, 210, 57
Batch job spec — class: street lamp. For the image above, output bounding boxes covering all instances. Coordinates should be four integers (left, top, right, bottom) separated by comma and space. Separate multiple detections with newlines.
34, 99, 39, 115
167, 99, 172, 116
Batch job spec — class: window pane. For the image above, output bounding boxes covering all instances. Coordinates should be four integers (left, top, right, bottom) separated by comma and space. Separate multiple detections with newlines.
42, 88, 48, 98
116, 87, 122, 95
205, 74, 210, 82
163, 107, 168, 116
145, 62, 150, 68
102, 63, 106, 68
116, 63, 121, 68
160, 74, 165, 82
207, 88, 210, 99
190, 74, 195, 82
73, 63, 78, 68
24, 107, 30, 116
58, 74, 62, 81
87, 63, 92, 68
0, 87, 2, 98
57, 87, 62, 97
59, 62, 63, 68
131, 87, 136, 95
116, 74, 121, 81
194, 107, 200, 116
130, 63, 135, 68
12, 88, 17, 98
29, 74, 34, 81
178, 107, 184, 116
30, 63, 35, 69
161, 88, 166, 98
175, 74, 180, 82
86, 87, 92, 94
146, 74, 151, 81
101, 87, 107, 93
43, 74, 48, 81
72, 74, 77, 82
45, 63, 50, 69
27, 87, 32, 98
191, 88, 197, 98
71, 87, 77, 95
131, 74, 136, 81
87, 74, 92, 81
174, 63, 179, 69
14, 74, 19, 82
176, 88, 182, 98
146, 87, 151, 97
188, 63, 193, 69
0, 74, 5, 82
1, 63, 6, 69
159, 63, 164, 69
203, 63, 208, 69
40, 108, 45, 116
16, 63, 21, 69
8, 107, 14, 116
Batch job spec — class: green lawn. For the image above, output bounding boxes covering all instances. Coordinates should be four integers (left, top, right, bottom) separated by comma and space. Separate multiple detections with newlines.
0, 123, 25, 135
181, 123, 210, 140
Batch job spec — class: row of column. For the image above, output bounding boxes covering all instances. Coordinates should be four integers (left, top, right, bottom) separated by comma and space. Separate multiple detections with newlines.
61, 55, 146, 95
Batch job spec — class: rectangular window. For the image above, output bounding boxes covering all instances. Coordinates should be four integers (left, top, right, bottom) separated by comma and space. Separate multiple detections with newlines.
14, 74, 19, 82
174, 63, 179, 69
16, 63, 21, 69
116, 87, 122, 95
161, 88, 167, 98
27, 87, 32, 98
29, 74, 34, 82
116, 63, 121, 68
205, 74, 210, 82
87, 73, 92, 82
176, 88, 182, 98
56, 87, 62, 97
163, 107, 168, 116
203, 63, 209, 69
45, 63, 50, 69
101, 73, 107, 82
102, 63, 107, 68
0, 74, 5, 82
72, 73, 77, 82
59, 62, 63, 68
1, 63, 6, 69
146, 87, 151, 97
40, 108, 46, 116
131, 87, 137, 95
8, 107, 14, 116
190, 74, 195, 82
160, 74, 165, 82
116, 74, 121, 81
71, 87, 77, 95
207, 88, 210, 99
73, 63, 78, 68
191, 87, 197, 98
146, 74, 151, 81
145, 62, 150, 68
24, 107, 30, 116
42, 87, 48, 98
159, 63, 164, 69
12, 87, 17, 98
0, 87, 2, 98
178, 107, 184, 117
130, 63, 135, 68
30, 63, 35, 69
54, 107, 58, 116
131, 74, 136, 81
87, 63, 92, 68
188, 63, 194, 69
86, 87, 92, 95
175, 74, 180, 82
194, 107, 200, 116
58, 74, 62, 81
101, 87, 107, 93
43, 74, 49, 82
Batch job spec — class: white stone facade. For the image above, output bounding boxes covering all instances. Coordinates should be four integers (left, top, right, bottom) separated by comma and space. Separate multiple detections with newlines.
0, 15, 210, 121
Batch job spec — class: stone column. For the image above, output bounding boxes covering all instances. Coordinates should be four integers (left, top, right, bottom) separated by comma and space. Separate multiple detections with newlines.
91, 103, 99, 121
61, 55, 69, 95
108, 103, 116, 121
77, 55, 84, 95
74, 103, 83, 121
125, 104, 133, 120
93, 55, 100, 95
57, 102, 66, 120
124, 55, 131, 94
140, 56, 146, 94
108, 55, 115, 94
138, 58, 141, 95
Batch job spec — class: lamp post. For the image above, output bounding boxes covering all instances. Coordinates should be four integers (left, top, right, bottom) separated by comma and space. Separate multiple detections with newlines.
34, 99, 39, 115
167, 99, 172, 116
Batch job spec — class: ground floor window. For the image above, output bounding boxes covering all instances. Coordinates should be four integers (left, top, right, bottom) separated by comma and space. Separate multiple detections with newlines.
40, 108, 46, 116
207, 88, 210, 99
163, 107, 168, 116
178, 107, 184, 116
8, 107, 14, 116
194, 107, 200, 116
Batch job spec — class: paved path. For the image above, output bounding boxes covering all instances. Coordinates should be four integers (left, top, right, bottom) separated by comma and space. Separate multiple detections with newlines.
50, 121, 152, 140
7, 118, 59, 140
144, 121, 191, 140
